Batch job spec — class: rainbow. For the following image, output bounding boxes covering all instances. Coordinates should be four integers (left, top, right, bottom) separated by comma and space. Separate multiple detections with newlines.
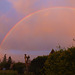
0, 7, 75, 48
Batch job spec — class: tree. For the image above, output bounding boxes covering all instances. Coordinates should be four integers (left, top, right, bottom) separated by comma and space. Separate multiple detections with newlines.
13, 62, 26, 74
7, 56, 12, 69
1, 55, 13, 70
7, 56, 12, 64
43, 47, 75, 75
50, 49, 55, 54
2, 54, 7, 63
29, 56, 48, 75
0, 54, 7, 69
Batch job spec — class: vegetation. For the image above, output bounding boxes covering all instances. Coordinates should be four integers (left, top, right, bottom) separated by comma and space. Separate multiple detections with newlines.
13, 62, 25, 74
0, 47, 75, 75
0, 55, 12, 70
43, 47, 75, 75
0, 70, 17, 75
29, 56, 48, 75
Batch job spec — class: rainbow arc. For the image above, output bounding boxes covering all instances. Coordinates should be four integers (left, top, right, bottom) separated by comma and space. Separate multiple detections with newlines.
0, 7, 75, 48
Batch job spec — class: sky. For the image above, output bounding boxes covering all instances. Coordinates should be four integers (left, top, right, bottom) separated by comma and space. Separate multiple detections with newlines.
0, 0, 75, 62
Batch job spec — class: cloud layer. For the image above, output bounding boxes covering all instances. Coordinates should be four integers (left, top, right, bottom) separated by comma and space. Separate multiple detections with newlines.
8, 0, 75, 14
0, 0, 75, 62
1, 8, 75, 51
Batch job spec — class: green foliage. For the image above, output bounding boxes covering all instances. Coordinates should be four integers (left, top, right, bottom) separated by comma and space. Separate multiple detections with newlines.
0, 47, 75, 75
0, 70, 17, 75
0, 62, 10, 70
29, 56, 48, 75
43, 47, 75, 75
0, 56, 12, 70
13, 62, 25, 74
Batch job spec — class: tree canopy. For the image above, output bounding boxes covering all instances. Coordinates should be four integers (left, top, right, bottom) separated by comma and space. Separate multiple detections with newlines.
44, 47, 75, 75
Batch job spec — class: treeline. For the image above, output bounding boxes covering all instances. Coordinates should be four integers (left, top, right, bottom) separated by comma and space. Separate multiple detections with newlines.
0, 54, 12, 70
0, 54, 25, 75
0, 47, 75, 75
29, 47, 75, 75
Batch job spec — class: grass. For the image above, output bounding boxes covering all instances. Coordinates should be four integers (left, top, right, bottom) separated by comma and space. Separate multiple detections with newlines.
0, 70, 18, 75
24, 72, 34, 75
0, 70, 34, 75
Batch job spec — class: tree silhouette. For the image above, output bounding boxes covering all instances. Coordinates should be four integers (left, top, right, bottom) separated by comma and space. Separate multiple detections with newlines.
2, 54, 7, 63
50, 49, 55, 54
7, 56, 12, 64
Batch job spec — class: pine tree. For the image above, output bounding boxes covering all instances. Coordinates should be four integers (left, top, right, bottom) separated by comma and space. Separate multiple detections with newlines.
8, 56, 12, 64
2, 54, 7, 63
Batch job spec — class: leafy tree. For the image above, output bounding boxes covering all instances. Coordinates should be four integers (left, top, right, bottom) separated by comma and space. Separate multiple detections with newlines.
29, 56, 48, 75
13, 62, 25, 74
43, 47, 75, 75
7, 56, 12, 64
7, 56, 12, 69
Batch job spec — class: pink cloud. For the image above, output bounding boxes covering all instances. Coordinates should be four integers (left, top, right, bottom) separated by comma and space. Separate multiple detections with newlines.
1, 8, 75, 51
8, 0, 75, 15
8, 0, 40, 14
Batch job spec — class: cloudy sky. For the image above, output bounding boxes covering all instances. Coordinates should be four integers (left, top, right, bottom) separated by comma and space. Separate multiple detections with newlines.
0, 0, 75, 62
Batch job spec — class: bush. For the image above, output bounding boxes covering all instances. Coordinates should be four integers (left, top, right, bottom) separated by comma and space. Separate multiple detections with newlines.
13, 62, 25, 74
44, 47, 75, 75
